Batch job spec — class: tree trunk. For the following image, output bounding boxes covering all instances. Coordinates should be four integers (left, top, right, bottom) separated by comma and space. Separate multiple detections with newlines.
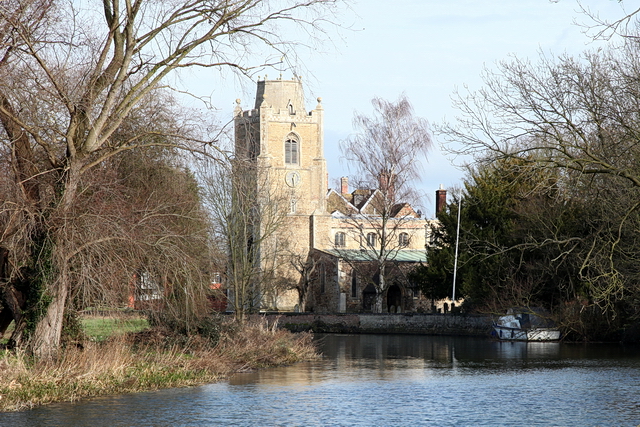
235, 307, 246, 324
0, 93, 40, 204
372, 265, 386, 313
3, 283, 27, 347
373, 291, 384, 313
27, 163, 81, 360
28, 278, 68, 360
298, 287, 307, 312
0, 249, 14, 336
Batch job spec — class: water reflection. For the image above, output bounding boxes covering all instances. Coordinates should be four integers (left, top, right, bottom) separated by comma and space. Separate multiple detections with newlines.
230, 334, 639, 388
318, 334, 564, 362
2, 335, 640, 427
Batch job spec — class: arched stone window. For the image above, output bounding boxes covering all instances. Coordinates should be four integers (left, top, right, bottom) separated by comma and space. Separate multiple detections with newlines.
285, 134, 299, 165
399, 232, 409, 247
335, 232, 346, 248
366, 232, 377, 248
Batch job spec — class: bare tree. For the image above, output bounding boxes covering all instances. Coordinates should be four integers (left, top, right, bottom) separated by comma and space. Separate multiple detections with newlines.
577, 1, 639, 41
439, 35, 640, 317
0, 0, 344, 359
289, 250, 326, 312
200, 154, 291, 321
0, 89, 213, 350
339, 94, 432, 312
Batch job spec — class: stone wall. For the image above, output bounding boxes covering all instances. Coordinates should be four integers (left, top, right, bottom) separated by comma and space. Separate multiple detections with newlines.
268, 313, 493, 337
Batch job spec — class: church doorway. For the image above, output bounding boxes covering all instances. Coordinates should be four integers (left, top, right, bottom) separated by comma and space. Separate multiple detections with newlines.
362, 284, 376, 312
387, 284, 402, 313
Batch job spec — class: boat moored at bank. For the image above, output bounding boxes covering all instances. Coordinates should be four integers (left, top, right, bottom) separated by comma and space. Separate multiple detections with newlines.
493, 308, 560, 341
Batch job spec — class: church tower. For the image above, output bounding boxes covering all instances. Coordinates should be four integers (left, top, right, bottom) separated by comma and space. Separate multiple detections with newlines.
234, 77, 327, 309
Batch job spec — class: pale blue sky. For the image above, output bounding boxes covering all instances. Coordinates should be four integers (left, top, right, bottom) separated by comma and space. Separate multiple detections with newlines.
193, 0, 627, 216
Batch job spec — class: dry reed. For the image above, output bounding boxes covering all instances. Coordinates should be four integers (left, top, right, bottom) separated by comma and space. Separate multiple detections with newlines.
0, 318, 317, 412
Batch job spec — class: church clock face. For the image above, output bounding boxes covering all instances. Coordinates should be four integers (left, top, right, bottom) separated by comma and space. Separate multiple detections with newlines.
285, 171, 301, 187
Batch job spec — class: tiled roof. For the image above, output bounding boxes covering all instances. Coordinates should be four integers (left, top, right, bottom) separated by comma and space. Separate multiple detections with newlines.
326, 188, 421, 219
318, 249, 428, 263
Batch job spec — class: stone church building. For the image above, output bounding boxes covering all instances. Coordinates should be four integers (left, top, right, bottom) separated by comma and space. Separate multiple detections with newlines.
234, 78, 443, 313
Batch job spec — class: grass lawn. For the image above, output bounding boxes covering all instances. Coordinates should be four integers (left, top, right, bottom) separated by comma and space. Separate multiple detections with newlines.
81, 313, 150, 341
3, 313, 149, 345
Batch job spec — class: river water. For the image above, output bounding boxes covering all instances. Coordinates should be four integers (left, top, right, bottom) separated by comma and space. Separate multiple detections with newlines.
3, 334, 640, 426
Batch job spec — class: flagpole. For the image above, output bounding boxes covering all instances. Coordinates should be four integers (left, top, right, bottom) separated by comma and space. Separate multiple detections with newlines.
452, 193, 461, 302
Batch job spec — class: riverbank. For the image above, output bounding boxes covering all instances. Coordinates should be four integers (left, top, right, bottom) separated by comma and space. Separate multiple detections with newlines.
0, 318, 317, 412
273, 312, 494, 336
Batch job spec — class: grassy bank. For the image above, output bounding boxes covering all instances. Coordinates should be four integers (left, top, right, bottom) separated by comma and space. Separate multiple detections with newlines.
81, 314, 150, 342
0, 316, 317, 412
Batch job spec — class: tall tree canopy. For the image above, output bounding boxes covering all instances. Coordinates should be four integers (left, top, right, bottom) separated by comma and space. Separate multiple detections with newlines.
437, 25, 640, 339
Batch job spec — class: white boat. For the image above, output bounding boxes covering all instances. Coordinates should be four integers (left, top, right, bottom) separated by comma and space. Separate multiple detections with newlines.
493, 308, 560, 341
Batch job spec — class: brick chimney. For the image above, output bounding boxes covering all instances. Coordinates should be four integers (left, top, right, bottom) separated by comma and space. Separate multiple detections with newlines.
341, 176, 349, 194
435, 184, 447, 216
378, 171, 395, 201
